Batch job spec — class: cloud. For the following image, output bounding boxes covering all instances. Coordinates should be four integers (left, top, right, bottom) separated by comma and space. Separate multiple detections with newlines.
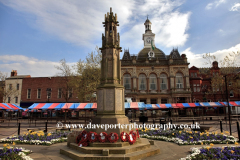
230, 3, 240, 11
205, 0, 226, 10
182, 43, 240, 68
0, 55, 75, 77
0, 0, 190, 53
0, 0, 134, 49
121, 0, 191, 52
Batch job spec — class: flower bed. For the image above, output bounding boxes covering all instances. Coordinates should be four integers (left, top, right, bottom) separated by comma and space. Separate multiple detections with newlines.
139, 129, 237, 145
181, 143, 240, 160
0, 130, 70, 146
0, 143, 32, 160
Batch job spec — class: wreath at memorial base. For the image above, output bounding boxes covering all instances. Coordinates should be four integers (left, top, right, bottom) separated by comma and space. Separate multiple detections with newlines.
98, 132, 108, 143
128, 130, 137, 145
120, 132, 129, 142
129, 130, 137, 138
78, 130, 89, 147
76, 130, 88, 144
88, 131, 98, 143
108, 132, 119, 143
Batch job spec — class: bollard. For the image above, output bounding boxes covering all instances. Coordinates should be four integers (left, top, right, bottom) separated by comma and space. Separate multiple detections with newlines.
237, 121, 240, 142
170, 119, 172, 124
69, 121, 71, 131
192, 120, 195, 124
159, 119, 162, 124
220, 120, 223, 133
18, 123, 21, 135
153, 119, 155, 128
45, 122, 48, 133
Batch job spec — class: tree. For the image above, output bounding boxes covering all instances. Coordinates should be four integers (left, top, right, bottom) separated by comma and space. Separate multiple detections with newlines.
55, 59, 75, 102
74, 46, 101, 102
203, 51, 240, 100
0, 71, 19, 103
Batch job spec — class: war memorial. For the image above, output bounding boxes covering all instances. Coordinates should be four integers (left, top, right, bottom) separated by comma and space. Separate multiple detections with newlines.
59, 8, 160, 160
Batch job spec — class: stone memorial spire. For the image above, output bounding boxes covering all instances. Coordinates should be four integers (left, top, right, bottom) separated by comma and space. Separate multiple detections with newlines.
92, 7, 129, 134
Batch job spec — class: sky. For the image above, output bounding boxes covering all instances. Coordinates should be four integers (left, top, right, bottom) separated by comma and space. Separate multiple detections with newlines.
0, 0, 240, 77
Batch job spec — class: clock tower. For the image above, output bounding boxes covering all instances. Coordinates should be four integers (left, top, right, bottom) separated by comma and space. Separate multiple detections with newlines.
143, 17, 155, 48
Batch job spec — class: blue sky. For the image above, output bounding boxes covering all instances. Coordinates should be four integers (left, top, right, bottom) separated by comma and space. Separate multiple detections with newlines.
0, 0, 240, 77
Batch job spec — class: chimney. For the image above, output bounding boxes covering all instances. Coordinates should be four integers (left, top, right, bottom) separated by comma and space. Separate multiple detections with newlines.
11, 70, 17, 77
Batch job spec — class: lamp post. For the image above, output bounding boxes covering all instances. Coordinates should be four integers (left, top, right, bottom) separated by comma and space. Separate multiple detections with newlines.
224, 75, 232, 135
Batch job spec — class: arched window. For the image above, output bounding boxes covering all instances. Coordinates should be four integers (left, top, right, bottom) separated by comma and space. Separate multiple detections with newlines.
149, 74, 157, 90
176, 73, 183, 88
139, 74, 146, 90
160, 74, 168, 90
123, 74, 131, 90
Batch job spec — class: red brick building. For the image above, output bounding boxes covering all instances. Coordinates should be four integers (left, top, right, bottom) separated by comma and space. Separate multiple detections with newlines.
21, 77, 79, 108
189, 61, 240, 103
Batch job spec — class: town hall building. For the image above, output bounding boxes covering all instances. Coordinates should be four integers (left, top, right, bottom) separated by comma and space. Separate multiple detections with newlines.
120, 18, 192, 104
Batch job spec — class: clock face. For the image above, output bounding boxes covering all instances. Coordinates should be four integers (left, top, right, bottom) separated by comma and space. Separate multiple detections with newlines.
146, 37, 152, 44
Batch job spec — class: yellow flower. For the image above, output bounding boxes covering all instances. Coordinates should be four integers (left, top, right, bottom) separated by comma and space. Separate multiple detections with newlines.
179, 131, 182, 134
206, 146, 210, 150
13, 142, 15, 146
189, 136, 193, 139
225, 131, 229, 134
221, 132, 224, 135
235, 142, 239, 145
210, 143, 214, 146
189, 131, 192, 134
47, 133, 51, 136
7, 146, 10, 149
28, 130, 32, 133
195, 131, 198, 133
3, 144, 7, 147
155, 128, 158, 130
231, 150, 235, 154
172, 133, 174, 135
201, 142, 203, 145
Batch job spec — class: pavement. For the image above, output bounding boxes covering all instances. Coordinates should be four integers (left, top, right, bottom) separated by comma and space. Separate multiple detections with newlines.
10, 140, 238, 160
0, 118, 240, 160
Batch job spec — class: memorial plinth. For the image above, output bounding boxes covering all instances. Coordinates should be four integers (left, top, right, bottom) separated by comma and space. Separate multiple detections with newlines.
60, 8, 160, 159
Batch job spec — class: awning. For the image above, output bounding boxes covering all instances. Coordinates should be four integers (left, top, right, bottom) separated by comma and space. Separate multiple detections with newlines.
11, 104, 24, 110
3, 103, 20, 110
199, 102, 224, 107
27, 103, 98, 111
176, 103, 201, 108
124, 102, 145, 109
220, 101, 240, 107
0, 103, 17, 111
145, 104, 161, 110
